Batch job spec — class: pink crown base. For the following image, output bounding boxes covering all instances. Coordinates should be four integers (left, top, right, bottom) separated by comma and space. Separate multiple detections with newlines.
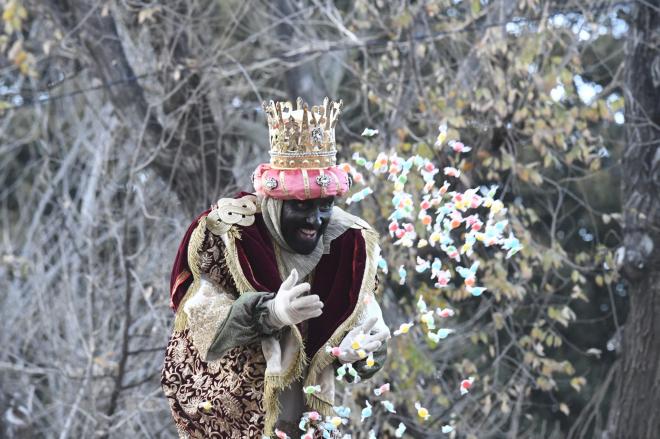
253, 163, 350, 200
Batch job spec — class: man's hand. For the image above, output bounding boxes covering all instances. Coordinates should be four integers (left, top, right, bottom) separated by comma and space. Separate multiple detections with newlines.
337, 316, 390, 364
266, 268, 324, 328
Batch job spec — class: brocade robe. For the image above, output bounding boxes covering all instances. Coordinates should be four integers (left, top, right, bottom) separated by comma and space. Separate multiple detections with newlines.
161, 194, 387, 438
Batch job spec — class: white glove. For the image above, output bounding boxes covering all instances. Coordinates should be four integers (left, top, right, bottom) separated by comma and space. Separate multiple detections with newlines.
266, 268, 323, 328
337, 316, 391, 364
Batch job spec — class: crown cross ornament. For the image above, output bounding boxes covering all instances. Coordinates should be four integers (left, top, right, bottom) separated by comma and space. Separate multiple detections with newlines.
262, 97, 343, 169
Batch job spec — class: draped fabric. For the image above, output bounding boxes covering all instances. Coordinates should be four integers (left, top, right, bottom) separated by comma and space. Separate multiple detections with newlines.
169, 209, 211, 312
233, 212, 365, 359
164, 193, 373, 437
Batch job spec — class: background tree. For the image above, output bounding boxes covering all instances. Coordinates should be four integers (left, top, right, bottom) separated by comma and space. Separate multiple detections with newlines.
0, 0, 650, 438
606, 2, 660, 438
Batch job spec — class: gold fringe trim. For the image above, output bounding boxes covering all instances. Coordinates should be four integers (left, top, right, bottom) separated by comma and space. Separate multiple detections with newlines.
263, 326, 307, 436
173, 218, 208, 331
222, 227, 255, 294
222, 225, 307, 436
303, 227, 380, 410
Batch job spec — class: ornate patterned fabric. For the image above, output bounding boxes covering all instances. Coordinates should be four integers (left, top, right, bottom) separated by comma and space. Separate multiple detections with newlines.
161, 329, 267, 438
198, 229, 238, 296
164, 193, 382, 437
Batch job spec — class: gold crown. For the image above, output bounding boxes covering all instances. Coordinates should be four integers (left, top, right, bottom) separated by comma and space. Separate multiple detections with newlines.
262, 97, 343, 169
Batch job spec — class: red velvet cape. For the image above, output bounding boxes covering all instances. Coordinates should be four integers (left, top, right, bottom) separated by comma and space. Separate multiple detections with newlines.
169, 205, 366, 359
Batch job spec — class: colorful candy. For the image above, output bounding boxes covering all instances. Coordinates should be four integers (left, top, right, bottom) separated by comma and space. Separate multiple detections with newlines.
303, 385, 321, 394
374, 383, 391, 396
460, 377, 474, 395
393, 322, 414, 336
415, 402, 430, 420
361, 400, 372, 422
380, 400, 396, 413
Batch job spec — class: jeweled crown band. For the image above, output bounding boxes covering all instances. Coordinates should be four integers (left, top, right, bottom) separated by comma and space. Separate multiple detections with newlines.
253, 163, 350, 200
262, 97, 342, 170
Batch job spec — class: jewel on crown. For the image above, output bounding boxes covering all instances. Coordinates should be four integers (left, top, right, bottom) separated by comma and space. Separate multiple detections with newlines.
262, 96, 343, 169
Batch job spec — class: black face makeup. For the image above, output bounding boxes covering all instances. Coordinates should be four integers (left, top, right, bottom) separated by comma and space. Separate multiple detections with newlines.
281, 197, 335, 255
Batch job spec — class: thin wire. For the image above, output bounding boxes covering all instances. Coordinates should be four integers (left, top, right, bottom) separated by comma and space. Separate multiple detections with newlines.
2, 1, 637, 111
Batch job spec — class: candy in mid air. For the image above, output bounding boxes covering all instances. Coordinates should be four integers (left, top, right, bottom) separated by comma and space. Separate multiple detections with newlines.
304, 385, 321, 395
467, 285, 487, 297
415, 257, 430, 273
442, 425, 454, 434
435, 130, 447, 147
444, 167, 461, 178
393, 322, 414, 336
395, 423, 407, 437
439, 180, 451, 195
420, 311, 436, 330
502, 233, 523, 258
398, 266, 407, 285
456, 261, 479, 284
449, 140, 471, 153
333, 406, 351, 418
381, 400, 396, 413
362, 128, 379, 137
416, 296, 428, 312
274, 428, 289, 439
374, 383, 391, 396
415, 402, 430, 420
377, 256, 389, 274
428, 328, 455, 343
361, 400, 373, 422
346, 363, 361, 383
436, 307, 455, 318
460, 377, 474, 395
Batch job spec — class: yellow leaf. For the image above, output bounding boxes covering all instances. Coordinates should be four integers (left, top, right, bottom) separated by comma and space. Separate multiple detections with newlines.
493, 312, 504, 330
570, 376, 586, 392
471, 0, 481, 14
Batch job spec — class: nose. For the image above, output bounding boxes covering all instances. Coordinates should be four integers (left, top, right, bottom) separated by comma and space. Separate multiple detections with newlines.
304, 209, 322, 228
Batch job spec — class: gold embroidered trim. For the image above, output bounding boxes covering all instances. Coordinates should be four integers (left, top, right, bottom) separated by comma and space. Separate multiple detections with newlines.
262, 326, 307, 436
222, 227, 307, 436
301, 169, 311, 199
319, 169, 327, 198
303, 227, 380, 411
222, 229, 255, 295
279, 170, 289, 198
331, 172, 341, 193
173, 217, 208, 331
273, 243, 288, 281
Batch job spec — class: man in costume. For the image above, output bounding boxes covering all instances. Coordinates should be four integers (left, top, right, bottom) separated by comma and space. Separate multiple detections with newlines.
161, 97, 390, 438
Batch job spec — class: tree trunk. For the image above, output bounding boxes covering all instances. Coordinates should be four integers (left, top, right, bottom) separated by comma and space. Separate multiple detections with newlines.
608, 3, 660, 438
51, 1, 236, 215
